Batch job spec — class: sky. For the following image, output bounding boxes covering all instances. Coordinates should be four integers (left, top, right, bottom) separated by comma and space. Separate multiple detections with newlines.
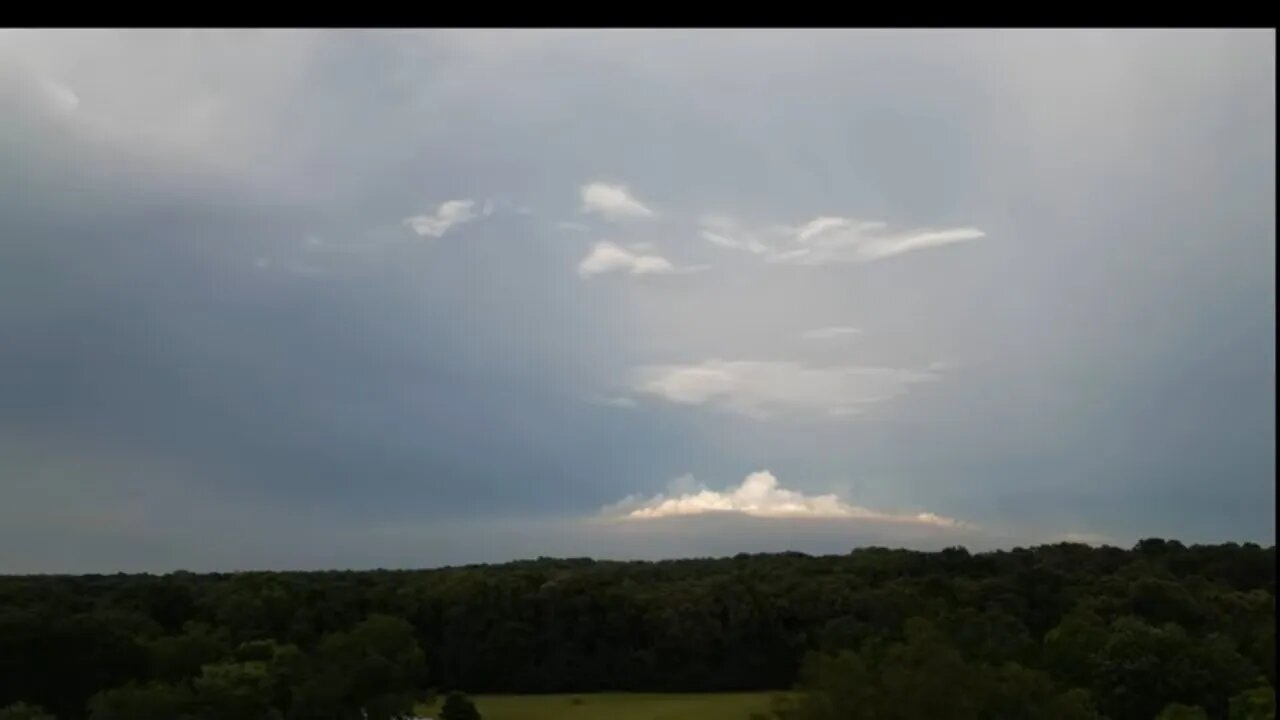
0, 29, 1274, 573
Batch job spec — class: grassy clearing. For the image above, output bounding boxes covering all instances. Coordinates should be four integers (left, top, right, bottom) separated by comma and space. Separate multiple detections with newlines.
416, 692, 781, 719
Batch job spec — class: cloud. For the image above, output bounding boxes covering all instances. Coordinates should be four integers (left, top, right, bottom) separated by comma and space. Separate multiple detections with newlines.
580, 182, 655, 220
631, 359, 939, 419
590, 395, 637, 408
1053, 532, 1118, 547
602, 470, 971, 529
853, 228, 986, 262
577, 241, 703, 278
403, 199, 479, 238
701, 229, 770, 254
802, 326, 862, 340
700, 214, 983, 265
555, 220, 591, 233
39, 78, 79, 115
773, 218, 984, 264
699, 214, 769, 254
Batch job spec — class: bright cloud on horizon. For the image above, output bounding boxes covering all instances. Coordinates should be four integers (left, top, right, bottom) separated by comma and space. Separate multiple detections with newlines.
403, 199, 480, 238
1054, 532, 1119, 547
631, 359, 940, 419
602, 470, 971, 528
580, 182, 655, 220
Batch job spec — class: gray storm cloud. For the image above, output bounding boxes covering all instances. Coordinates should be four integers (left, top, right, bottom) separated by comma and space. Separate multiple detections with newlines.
0, 29, 1272, 572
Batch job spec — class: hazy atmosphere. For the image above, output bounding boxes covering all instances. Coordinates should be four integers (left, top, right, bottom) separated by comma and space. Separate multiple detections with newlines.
0, 29, 1274, 573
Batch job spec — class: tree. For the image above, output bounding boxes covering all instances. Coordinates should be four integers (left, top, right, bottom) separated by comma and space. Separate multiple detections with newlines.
978, 662, 1059, 720
289, 615, 427, 720
439, 692, 481, 720
86, 682, 194, 720
1092, 617, 1199, 720
776, 650, 878, 720
1228, 686, 1277, 720
876, 618, 986, 720
1043, 688, 1103, 720
1155, 703, 1210, 720
1042, 607, 1107, 687
0, 703, 56, 720
146, 623, 230, 683
192, 661, 281, 720
0, 541, 1273, 717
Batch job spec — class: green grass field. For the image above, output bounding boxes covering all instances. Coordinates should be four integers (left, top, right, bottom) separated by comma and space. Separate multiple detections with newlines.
416, 692, 781, 719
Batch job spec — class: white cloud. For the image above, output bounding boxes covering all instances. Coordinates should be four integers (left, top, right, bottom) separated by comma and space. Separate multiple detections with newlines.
580, 182, 655, 220
578, 241, 703, 278
853, 227, 986, 262
774, 218, 984, 264
603, 470, 970, 529
403, 199, 479, 238
631, 359, 938, 419
802, 326, 862, 340
794, 216, 871, 243
698, 213, 983, 265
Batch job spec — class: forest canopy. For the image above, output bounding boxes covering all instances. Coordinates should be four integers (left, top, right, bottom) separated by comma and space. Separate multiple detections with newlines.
0, 539, 1273, 720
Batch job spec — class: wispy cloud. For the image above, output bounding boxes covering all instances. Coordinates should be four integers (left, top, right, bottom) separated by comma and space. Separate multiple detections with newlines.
580, 182, 655, 220
40, 78, 79, 115
631, 359, 939, 419
602, 470, 971, 528
698, 214, 770, 254
850, 227, 985, 263
555, 220, 591, 233
802, 326, 862, 341
590, 395, 637, 408
773, 217, 984, 264
578, 241, 702, 278
700, 213, 983, 265
403, 199, 480, 238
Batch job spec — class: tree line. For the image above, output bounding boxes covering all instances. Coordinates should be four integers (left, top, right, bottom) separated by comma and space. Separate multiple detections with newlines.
0, 539, 1273, 719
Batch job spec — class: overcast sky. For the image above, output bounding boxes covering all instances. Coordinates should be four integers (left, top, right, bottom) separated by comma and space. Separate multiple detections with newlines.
0, 29, 1273, 573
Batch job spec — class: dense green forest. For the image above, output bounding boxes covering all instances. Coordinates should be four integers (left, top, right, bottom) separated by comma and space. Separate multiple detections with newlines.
0, 539, 1273, 720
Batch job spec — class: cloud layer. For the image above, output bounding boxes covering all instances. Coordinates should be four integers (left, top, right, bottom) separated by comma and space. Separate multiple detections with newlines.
604, 471, 969, 528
